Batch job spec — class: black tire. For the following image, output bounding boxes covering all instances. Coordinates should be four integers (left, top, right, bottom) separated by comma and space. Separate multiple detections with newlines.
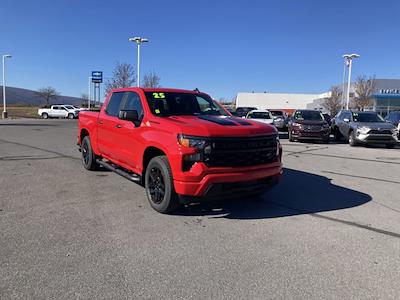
348, 130, 357, 147
334, 127, 342, 142
81, 136, 99, 170
322, 136, 330, 144
385, 144, 395, 149
145, 156, 180, 214
42, 113, 48, 119
68, 113, 74, 119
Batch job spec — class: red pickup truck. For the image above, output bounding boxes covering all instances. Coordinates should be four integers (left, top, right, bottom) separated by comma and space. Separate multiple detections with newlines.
78, 87, 282, 213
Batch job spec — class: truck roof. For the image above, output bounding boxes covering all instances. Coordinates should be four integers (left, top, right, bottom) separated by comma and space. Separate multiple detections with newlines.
110, 87, 204, 94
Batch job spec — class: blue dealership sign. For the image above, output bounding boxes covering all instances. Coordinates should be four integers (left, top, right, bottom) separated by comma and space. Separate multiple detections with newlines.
91, 71, 103, 83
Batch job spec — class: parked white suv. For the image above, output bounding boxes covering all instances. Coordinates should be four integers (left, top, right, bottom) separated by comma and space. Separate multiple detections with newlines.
38, 105, 80, 119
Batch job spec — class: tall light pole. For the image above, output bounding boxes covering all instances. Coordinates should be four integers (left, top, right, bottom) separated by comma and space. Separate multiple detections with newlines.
343, 53, 360, 110
341, 58, 347, 109
88, 76, 92, 109
2, 54, 12, 119
128, 36, 149, 87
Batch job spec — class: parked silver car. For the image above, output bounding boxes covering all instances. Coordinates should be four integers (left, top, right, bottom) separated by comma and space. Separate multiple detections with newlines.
332, 110, 399, 148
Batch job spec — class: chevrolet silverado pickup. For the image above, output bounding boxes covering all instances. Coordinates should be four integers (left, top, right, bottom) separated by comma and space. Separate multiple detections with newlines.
77, 88, 282, 213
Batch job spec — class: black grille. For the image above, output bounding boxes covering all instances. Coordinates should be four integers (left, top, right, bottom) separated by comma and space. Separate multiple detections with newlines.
205, 135, 278, 167
367, 129, 392, 135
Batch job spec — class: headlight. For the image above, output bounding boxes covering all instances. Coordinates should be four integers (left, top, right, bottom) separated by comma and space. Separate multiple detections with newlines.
357, 126, 370, 134
291, 122, 303, 128
178, 134, 208, 149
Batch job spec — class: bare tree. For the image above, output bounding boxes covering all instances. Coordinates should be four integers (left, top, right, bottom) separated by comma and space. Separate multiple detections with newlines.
36, 87, 60, 106
353, 75, 376, 111
322, 86, 342, 116
105, 62, 135, 94
143, 71, 161, 88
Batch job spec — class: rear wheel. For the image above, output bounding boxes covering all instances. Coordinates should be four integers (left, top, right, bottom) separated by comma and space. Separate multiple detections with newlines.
42, 113, 48, 119
81, 136, 99, 170
348, 130, 357, 147
145, 156, 180, 214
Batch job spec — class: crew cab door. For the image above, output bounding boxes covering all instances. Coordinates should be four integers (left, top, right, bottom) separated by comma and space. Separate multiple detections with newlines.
97, 92, 126, 159
115, 91, 145, 172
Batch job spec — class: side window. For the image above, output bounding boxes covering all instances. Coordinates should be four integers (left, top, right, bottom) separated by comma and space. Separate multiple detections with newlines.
106, 92, 125, 117
53, 106, 59, 110
122, 92, 144, 119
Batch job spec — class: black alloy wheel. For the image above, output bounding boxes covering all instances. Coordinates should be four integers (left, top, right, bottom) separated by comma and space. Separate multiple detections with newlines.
81, 136, 98, 170
148, 166, 165, 204
145, 156, 179, 213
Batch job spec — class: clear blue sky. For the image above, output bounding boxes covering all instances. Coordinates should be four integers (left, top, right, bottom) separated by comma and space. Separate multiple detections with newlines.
2, 0, 400, 100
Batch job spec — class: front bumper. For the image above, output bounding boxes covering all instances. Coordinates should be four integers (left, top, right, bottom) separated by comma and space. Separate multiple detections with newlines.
355, 132, 399, 144
174, 163, 282, 197
291, 129, 330, 140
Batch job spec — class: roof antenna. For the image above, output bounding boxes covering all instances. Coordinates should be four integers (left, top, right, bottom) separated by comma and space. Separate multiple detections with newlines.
194, 88, 200, 93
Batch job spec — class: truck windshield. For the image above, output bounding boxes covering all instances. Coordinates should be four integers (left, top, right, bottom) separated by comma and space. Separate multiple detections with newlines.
145, 92, 229, 116
352, 112, 385, 122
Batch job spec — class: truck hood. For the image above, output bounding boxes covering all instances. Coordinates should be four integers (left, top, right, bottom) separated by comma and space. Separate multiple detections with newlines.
158, 115, 277, 137
354, 122, 396, 130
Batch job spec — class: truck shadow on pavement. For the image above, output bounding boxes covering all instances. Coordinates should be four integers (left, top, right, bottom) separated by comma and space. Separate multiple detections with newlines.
175, 168, 372, 219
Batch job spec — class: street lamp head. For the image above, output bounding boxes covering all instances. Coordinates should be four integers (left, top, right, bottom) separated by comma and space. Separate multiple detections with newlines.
3, 54, 11, 58
129, 37, 149, 43
343, 53, 360, 59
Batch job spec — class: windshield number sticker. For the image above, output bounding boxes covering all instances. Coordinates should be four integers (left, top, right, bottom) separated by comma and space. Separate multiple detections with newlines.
152, 92, 165, 99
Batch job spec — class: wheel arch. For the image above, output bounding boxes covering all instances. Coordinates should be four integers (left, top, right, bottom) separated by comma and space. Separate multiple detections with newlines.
142, 146, 167, 175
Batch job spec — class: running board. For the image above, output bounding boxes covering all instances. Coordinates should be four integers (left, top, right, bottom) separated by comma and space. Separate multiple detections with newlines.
96, 159, 141, 183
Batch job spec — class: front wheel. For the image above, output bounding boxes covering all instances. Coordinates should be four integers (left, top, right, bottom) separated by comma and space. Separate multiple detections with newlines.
288, 130, 295, 142
145, 156, 180, 214
68, 113, 74, 119
42, 113, 48, 119
348, 131, 357, 147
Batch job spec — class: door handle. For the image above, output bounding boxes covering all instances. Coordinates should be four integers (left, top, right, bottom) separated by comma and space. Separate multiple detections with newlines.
98, 120, 103, 125
115, 124, 122, 128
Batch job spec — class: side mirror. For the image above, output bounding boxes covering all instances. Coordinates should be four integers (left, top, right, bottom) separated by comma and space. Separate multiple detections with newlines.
343, 118, 350, 123
119, 110, 139, 122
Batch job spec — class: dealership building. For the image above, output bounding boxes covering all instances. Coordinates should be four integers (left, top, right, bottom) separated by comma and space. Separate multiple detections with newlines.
236, 79, 400, 116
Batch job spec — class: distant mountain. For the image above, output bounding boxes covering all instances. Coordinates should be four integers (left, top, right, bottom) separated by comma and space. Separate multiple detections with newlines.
0, 86, 84, 106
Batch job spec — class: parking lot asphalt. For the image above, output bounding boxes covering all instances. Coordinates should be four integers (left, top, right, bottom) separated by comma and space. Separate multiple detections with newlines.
1, 119, 399, 299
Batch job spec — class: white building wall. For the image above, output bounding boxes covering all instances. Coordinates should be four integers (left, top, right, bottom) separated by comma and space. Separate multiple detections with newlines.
236, 92, 326, 110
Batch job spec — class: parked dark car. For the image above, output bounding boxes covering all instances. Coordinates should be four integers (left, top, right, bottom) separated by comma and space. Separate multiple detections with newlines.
268, 110, 289, 130
333, 110, 399, 148
288, 110, 330, 143
235, 106, 257, 117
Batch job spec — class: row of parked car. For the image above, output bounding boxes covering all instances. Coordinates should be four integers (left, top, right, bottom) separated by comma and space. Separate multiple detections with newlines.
38, 104, 82, 119
233, 106, 400, 148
